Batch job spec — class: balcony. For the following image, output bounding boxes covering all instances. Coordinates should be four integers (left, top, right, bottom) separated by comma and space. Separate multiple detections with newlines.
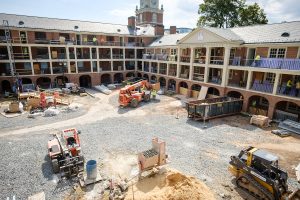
230, 58, 300, 70
168, 64, 177, 77
179, 65, 190, 79
33, 62, 51, 74
159, 63, 167, 75
99, 61, 111, 72
251, 80, 273, 94
227, 70, 248, 89
193, 66, 205, 82
208, 68, 222, 84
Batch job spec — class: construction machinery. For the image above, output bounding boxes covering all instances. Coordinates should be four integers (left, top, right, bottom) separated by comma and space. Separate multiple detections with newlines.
119, 79, 158, 108
48, 128, 84, 177
229, 146, 300, 200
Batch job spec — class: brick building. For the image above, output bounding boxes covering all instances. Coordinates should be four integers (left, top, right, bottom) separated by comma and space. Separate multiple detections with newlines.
0, 0, 300, 120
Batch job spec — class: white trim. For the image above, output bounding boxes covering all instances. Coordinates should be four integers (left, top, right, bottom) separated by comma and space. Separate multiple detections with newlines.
297, 46, 300, 58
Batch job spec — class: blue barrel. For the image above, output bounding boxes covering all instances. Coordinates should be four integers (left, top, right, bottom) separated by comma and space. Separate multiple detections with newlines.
86, 160, 97, 179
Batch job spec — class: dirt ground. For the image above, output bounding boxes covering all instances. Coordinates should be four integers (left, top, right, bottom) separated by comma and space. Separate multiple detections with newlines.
0, 90, 300, 200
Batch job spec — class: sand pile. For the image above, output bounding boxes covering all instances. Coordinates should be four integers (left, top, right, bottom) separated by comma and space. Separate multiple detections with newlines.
125, 169, 215, 200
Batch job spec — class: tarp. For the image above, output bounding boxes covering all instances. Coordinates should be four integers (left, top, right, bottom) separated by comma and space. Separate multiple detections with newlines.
94, 85, 112, 95
198, 86, 208, 100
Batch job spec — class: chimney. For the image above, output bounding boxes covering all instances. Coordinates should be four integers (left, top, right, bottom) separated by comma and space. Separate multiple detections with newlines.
170, 26, 177, 34
128, 16, 136, 28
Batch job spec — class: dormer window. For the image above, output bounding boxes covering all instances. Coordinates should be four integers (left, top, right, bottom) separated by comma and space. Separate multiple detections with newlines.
281, 32, 290, 37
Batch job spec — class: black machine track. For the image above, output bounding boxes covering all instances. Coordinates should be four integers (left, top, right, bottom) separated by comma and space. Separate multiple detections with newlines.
236, 174, 275, 200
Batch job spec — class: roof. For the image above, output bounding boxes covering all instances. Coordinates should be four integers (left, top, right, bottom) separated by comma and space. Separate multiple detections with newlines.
203, 27, 243, 42
149, 33, 188, 47
230, 21, 300, 44
0, 13, 155, 36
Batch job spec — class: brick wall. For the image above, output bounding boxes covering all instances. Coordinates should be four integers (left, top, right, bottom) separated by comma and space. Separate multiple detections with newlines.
286, 47, 299, 58
27, 31, 35, 43
256, 47, 269, 58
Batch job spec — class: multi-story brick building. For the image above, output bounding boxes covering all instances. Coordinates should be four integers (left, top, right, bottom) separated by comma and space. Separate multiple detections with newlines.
0, 0, 300, 121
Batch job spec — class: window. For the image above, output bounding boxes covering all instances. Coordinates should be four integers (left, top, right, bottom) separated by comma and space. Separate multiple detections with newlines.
230, 49, 236, 60
265, 73, 276, 84
269, 48, 286, 58
161, 49, 166, 54
229, 70, 234, 80
35, 32, 46, 40
152, 13, 157, 23
171, 49, 177, 55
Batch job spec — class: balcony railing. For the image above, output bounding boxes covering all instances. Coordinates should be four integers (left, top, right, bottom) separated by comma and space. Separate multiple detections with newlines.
230, 57, 300, 70
208, 76, 222, 84
13, 53, 30, 60
210, 56, 224, 65
251, 80, 273, 94
277, 84, 300, 98
33, 54, 49, 59
194, 56, 206, 64
0, 54, 9, 60
180, 55, 190, 63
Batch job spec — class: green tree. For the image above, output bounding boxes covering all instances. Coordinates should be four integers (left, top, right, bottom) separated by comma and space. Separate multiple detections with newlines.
238, 3, 268, 26
197, 0, 268, 28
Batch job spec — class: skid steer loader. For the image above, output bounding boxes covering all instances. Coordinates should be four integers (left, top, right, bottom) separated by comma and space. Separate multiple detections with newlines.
229, 146, 300, 200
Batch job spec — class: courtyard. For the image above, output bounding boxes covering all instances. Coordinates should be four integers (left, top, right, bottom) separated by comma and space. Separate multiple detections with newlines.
0, 91, 299, 200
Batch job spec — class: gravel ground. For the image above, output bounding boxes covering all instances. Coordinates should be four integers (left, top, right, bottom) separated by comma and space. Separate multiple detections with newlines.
0, 93, 299, 200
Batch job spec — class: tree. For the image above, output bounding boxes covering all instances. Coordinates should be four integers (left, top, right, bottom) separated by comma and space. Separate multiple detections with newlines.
238, 3, 268, 26
197, 0, 268, 28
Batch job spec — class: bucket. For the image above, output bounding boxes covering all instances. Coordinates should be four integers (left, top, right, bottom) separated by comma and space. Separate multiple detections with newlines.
86, 160, 97, 179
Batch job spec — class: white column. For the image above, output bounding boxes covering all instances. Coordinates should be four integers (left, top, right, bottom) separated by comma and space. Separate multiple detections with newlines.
96, 48, 100, 72
204, 47, 210, 83
48, 46, 53, 74
176, 47, 180, 78
134, 49, 137, 71
221, 47, 231, 87
166, 63, 170, 76
110, 48, 113, 71
157, 63, 160, 74
189, 47, 194, 80
66, 46, 70, 73
123, 47, 126, 71
273, 72, 280, 95
142, 61, 144, 72
246, 71, 253, 90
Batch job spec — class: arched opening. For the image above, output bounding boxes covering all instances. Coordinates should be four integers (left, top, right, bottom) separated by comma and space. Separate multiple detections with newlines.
168, 79, 176, 91
150, 75, 157, 83
158, 77, 166, 87
36, 77, 51, 89
179, 81, 188, 96
227, 91, 243, 99
101, 74, 111, 85
191, 84, 201, 98
1, 80, 11, 93
248, 95, 269, 116
273, 101, 300, 122
137, 73, 142, 78
143, 74, 149, 81
54, 76, 68, 88
126, 72, 135, 79
21, 78, 32, 84
207, 87, 220, 97
79, 75, 92, 88
114, 73, 124, 84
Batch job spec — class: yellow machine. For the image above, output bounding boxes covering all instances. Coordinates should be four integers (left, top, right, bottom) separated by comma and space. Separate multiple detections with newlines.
229, 146, 300, 200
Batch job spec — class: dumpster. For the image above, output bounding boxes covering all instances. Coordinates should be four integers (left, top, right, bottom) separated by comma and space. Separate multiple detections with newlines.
186, 97, 243, 120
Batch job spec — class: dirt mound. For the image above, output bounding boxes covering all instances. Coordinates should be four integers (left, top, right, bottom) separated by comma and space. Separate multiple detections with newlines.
125, 169, 215, 200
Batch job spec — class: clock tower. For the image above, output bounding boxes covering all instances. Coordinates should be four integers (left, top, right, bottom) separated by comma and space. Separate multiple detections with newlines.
136, 0, 164, 35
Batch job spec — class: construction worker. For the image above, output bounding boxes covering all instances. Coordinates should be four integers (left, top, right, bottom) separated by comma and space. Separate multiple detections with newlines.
254, 54, 261, 67
93, 36, 98, 45
284, 79, 293, 95
152, 89, 157, 99
295, 79, 300, 97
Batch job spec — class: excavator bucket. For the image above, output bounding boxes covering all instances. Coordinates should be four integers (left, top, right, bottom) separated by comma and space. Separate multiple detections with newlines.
289, 189, 300, 200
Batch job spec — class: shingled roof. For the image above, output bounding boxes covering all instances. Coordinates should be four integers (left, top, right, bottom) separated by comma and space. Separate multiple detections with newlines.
0, 13, 155, 36
149, 33, 188, 47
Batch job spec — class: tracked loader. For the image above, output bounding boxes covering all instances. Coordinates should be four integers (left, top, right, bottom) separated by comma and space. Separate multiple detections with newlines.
229, 146, 300, 200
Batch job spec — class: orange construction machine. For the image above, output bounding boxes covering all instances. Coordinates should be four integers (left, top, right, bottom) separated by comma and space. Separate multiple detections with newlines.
119, 79, 157, 108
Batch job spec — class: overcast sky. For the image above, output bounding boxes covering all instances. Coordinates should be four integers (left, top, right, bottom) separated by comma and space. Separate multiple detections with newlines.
0, 0, 300, 28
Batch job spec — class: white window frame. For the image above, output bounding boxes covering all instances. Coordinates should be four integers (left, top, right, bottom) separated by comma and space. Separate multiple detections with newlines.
269, 48, 286, 58
170, 48, 177, 55
264, 73, 276, 84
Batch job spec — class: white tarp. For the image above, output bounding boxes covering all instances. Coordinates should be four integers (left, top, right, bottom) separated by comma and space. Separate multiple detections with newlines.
198, 86, 208, 100
44, 108, 60, 117
94, 85, 112, 95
